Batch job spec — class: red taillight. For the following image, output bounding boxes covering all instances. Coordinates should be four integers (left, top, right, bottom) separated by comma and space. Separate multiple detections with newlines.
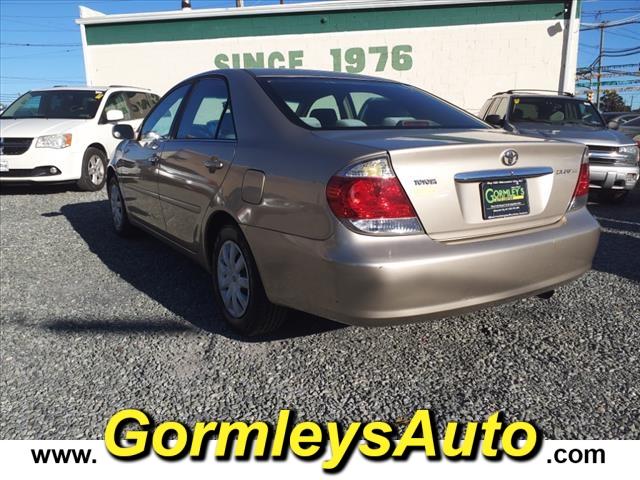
327, 176, 416, 219
573, 161, 590, 198
326, 157, 422, 235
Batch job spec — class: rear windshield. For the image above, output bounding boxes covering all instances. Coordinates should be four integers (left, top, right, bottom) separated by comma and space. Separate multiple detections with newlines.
1, 90, 105, 119
509, 97, 604, 127
257, 77, 488, 130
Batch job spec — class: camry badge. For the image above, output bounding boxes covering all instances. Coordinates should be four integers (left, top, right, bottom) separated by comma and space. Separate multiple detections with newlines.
501, 149, 519, 166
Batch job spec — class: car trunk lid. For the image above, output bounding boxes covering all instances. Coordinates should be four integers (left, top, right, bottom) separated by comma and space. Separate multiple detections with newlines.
315, 129, 585, 241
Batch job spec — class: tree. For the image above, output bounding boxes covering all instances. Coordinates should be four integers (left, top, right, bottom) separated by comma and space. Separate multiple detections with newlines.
599, 90, 629, 112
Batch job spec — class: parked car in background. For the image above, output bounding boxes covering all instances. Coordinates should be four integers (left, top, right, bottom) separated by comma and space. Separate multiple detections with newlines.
619, 116, 640, 139
601, 112, 639, 125
0, 86, 159, 190
107, 69, 599, 336
479, 90, 639, 203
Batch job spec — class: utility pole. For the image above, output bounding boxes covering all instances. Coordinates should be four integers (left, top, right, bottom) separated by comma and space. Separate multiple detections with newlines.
596, 22, 605, 111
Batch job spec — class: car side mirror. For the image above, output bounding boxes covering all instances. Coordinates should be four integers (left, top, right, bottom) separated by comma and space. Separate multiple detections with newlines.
485, 114, 504, 127
106, 109, 125, 122
607, 120, 620, 130
112, 124, 135, 140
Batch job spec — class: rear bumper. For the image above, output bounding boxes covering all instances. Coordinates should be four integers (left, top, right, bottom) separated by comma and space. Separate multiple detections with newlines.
589, 164, 639, 190
243, 208, 600, 326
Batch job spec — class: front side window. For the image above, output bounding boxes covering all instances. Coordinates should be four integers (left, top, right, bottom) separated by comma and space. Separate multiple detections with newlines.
102, 92, 131, 121
258, 77, 488, 130
126, 91, 156, 120
140, 84, 191, 140
1, 90, 104, 119
176, 78, 236, 140
509, 97, 604, 127
101, 91, 157, 122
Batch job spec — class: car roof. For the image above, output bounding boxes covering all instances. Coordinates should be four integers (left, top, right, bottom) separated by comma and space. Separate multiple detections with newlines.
191, 68, 395, 83
247, 68, 389, 81
492, 92, 590, 102
29, 85, 151, 92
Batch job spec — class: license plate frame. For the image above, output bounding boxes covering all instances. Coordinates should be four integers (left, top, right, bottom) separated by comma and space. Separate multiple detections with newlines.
480, 178, 530, 220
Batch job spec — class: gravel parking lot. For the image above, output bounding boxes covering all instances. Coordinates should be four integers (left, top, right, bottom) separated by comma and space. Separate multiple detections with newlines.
1, 184, 638, 440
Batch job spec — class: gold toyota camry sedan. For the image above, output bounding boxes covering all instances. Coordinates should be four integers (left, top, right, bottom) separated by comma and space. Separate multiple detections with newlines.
107, 69, 600, 336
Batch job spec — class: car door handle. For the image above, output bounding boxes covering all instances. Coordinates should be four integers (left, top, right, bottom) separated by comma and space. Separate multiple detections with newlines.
203, 158, 224, 172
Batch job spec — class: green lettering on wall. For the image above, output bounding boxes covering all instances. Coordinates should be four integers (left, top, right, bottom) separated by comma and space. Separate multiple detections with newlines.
288, 50, 304, 69
214, 53, 230, 69
243, 52, 265, 68
268, 51, 286, 68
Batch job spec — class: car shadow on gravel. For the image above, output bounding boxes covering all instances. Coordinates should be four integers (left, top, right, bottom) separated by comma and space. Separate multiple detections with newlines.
0, 184, 79, 196
587, 189, 640, 283
59, 200, 344, 342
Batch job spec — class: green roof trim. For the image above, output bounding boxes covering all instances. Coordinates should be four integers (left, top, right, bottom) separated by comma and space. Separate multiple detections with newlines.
85, 1, 568, 46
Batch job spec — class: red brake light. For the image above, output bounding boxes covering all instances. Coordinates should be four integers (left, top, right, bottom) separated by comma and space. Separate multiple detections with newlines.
326, 157, 422, 235
573, 161, 590, 198
327, 176, 416, 219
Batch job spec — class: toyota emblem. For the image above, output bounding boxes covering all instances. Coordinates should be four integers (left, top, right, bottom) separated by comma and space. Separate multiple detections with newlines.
501, 149, 519, 166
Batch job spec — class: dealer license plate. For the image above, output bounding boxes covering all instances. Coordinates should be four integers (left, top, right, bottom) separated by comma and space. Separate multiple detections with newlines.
480, 179, 530, 220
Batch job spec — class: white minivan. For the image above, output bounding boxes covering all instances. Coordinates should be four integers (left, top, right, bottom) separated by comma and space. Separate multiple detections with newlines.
0, 86, 159, 190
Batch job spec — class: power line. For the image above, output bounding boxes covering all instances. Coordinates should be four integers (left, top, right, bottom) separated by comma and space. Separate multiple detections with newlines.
582, 13, 640, 27
0, 48, 81, 60
602, 45, 640, 53
0, 42, 81, 47
608, 31, 640, 42
582, 8, 640, 17
1, 75, 84, 83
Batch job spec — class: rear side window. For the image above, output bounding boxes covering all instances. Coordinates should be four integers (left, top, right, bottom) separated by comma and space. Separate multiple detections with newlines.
479, 98, 494, 118
176, 77, 236, 140
484, 98, 499, 117
258, 77, 488, 130
494, 97, 508, 118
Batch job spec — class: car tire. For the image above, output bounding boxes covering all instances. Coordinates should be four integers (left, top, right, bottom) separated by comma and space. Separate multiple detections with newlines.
108, 177, 134, 236
600, 190, 629, 204
212, 224, 287, 336
77, 147, 107, 191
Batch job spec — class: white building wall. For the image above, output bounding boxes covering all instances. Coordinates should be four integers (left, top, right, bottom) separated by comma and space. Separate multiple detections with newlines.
83, 19, 573, 114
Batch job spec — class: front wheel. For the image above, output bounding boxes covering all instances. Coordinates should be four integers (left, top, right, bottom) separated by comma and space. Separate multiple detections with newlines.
108, 177, 134, 236
77, 147, 107, 191
211, 225, 287, 336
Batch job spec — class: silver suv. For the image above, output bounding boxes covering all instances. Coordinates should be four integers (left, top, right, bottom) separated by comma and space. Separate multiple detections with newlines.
479, 90, 639, 202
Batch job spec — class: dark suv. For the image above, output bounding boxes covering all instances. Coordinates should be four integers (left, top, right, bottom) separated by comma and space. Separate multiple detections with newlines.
479, 90, 639, 202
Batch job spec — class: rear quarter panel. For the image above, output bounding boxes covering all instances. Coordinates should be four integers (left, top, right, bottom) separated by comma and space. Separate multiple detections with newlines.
212, 70, 379, 241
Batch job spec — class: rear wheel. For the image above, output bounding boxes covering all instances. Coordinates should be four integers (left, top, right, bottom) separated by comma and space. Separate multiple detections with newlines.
212, 225, 286, 336
77, 147, 107, 191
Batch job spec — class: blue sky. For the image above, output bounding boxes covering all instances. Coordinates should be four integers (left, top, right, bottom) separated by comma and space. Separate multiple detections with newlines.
1, 0, 638, 108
